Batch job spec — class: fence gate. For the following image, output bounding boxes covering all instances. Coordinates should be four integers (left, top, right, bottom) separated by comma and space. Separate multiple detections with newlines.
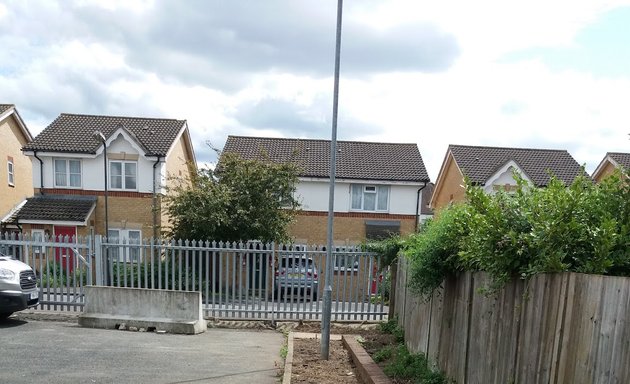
0, 233, 93, 312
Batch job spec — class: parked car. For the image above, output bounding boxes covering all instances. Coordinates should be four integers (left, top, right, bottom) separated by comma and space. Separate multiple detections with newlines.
0, 252, 39, 319
275, 255, 319, 300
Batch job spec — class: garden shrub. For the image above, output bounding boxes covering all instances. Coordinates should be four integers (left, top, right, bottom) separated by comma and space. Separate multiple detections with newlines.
405, 169, 630, 295
404, 204, 469, 297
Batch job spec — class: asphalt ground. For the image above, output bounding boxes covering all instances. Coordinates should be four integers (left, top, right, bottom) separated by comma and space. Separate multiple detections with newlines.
0, 317, 284, 384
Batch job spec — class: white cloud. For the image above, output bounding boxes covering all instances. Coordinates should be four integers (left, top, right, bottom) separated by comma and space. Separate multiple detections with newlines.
1, 0, 630, 182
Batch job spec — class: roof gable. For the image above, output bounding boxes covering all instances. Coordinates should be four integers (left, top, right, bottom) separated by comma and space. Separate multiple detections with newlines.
592, 152, 630, 180
0, 104, 34, 142
483, 159, 533, 193
449, 144, 585, 187
222, 135, 430, 182
23, 113, 186, 156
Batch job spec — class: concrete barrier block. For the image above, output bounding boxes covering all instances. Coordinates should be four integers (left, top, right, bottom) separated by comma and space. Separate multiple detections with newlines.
79, 286, 207, 334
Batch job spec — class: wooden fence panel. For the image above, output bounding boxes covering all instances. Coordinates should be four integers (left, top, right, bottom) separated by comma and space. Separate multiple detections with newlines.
393, 264, 630, 384
491, 274, 523, 384
592, 275, 630, 384
515, 274, 566, 384
436, 273, 473, 384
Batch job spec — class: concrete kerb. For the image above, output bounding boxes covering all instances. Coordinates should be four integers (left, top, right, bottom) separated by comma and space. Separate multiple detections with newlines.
343, 335, 392, 384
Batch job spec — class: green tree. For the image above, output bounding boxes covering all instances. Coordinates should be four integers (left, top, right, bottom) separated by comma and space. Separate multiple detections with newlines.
164, 152, 300, 242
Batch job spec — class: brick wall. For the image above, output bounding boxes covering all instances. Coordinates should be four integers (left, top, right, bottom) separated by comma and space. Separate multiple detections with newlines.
432, 154, 466, 211
0, 114, 33, 217
94, 195, 154, 237
38, 189, 156, 238
593, 161, 617, 183
161, 133, 195, 235
290, 211, 416, 244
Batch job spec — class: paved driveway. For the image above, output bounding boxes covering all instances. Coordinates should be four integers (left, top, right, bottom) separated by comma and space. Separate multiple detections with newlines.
0, 318, 283, 384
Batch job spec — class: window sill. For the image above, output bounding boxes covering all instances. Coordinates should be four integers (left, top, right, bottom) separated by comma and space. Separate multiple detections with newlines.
349, 210, 390, 213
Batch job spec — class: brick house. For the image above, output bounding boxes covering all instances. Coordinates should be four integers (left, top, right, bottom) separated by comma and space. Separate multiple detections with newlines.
591, 152, 630, 183
0, 104, 33, 224
222, 136, 431, 246
3, 113, 196, 255
431, 144, 586, 211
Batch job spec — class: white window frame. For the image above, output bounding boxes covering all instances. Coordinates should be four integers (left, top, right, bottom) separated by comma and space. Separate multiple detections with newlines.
350, 184, 390, 212
109, 160, 138, 191
107, 229, 142, 263
54, 159, 82, 188
31, 229, 46, 256
7, 159, 14, 186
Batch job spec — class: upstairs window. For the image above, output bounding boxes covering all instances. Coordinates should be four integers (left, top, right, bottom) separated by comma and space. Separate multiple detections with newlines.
54, 159, 82, 188
110, 161, 137, 190
7, 157, 14, 186
351, 184, 389, 211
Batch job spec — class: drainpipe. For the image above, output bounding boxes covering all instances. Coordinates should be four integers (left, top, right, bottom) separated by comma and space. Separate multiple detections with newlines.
152, 156, 162, 239
33, 150, 44, 195
415, 182, 428, 231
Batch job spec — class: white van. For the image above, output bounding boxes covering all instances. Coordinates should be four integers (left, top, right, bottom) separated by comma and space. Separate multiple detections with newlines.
0, 252, 39, 319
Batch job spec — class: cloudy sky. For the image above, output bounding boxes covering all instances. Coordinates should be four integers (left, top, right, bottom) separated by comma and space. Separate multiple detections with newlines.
1, 0, 630, 180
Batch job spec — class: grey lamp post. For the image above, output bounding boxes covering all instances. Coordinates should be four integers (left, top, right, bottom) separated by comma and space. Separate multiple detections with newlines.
93, 131, 108, 238
321, 0, 343, 360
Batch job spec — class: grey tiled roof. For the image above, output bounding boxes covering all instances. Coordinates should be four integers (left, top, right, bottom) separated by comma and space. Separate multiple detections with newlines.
609, 152, 630, 170
23, 113, 186, 156
449, 144, 585, 187
0, 104, 14, 114
223, 136, 430, 182
12, 195, 97, 223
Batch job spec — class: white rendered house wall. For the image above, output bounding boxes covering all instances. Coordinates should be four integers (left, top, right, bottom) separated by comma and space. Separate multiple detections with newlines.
296, 178, 424, 215
31, 134, 165, 193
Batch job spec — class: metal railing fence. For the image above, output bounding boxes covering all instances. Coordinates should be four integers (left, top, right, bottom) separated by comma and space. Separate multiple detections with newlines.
0, 233, 387, 321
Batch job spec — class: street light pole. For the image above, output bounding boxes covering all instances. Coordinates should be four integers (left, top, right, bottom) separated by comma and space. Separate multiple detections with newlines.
94, 131, 109, 238
321, 0, 343, 360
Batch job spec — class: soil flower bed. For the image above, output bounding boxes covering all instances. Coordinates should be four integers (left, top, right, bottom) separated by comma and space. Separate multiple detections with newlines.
288, 321, 449, 384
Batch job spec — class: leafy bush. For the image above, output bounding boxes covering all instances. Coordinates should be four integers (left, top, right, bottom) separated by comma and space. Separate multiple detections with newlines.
110, 259, 203, 290
40, 262, 88, 287
404, 204, 469, 297
404, 170, 630, 295
365, 235, 403, 269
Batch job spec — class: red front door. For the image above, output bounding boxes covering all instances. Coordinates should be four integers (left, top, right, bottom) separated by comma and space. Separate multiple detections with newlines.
54, 226, 77, 272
